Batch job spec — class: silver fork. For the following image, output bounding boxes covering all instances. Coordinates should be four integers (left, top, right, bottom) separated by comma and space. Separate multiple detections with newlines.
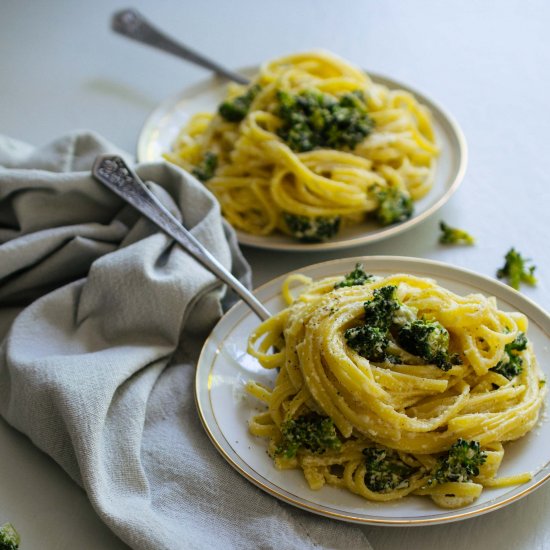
92, 154, 270, 321
111, 8, 250, 85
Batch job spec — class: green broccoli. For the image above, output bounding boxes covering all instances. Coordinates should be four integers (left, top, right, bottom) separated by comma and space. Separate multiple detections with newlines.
439, 221, 475, 245
375, 187, 414, 226
276, 89, 374, 152
345, 325, 389, 361
363, 447, 417, 492
490, 332, 528, 380
363, 285, 400, 330
276, 412, 341, 459
397, 319, 456, 371
192, 151, 218, 182
344, 286, 401, 361
218, 84, 261, 122
497, 248, 538, 290
0, 523, 20, 550
283, 212, 341, 242
334, 263, 374, 289
433, 439, 487, 484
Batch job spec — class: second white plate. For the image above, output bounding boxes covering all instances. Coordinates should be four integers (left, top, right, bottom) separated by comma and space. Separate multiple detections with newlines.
138, 69, 467, 252
195, 256, 550, 525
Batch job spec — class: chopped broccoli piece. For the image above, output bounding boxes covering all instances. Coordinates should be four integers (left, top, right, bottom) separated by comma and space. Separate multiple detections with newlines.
192, 152, 218, 182
375, 187, 414, 226
398, 319, 454, 371
345, 325, 389, 361
344, 286, 403, 361
276, 89, 374, 152
490, 332, 528, 380
506, 332, 528, 352
218, 84, 261, 122
335, 263, 374, 288
433, 439, 487, 484
363, 285, 400, 330
0, 523, 20, 550
363, 447, 416, 492
276, 412, 341, 459
283, 212, 341, 242
439, 221, 475, 245
497, 248, 537, 290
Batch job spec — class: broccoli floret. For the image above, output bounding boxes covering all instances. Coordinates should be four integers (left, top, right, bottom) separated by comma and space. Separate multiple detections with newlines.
0, 523, 20, 550
363, 285, 400, 330
398, 319, 454, 371
363, 447, 416, 492
497, 248, 537, 290
283, 212, 341, 242
433, 439, 487, 484
344, 286, 401, 361
276, 89, 374, 152
490, 332, 528, 380
345, 325, 389, 361
375, 187, 414, 226
276, 412, 341, 459
192, 152, 218, 182
439, 221, 475, 245
218, 84, 261, 122
335, 263, 374, 288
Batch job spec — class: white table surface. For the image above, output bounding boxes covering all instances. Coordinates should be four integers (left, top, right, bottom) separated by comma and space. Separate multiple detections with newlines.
1, 1, 549, 548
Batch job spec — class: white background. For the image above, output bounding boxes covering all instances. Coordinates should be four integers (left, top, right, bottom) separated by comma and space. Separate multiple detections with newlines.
1, 1, 549, 548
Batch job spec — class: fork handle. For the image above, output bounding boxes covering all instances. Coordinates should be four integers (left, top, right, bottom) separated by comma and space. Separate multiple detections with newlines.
111, 8, 250, 85
92, 155, 270, 322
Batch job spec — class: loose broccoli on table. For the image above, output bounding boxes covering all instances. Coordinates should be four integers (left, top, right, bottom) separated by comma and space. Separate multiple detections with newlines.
490, 332, 528, 380
276, 412, 341, 459
397, 319, 458, 371
276, 89, 374, 153
497, 248, 538, 290
192, 151, 218, 182
0, 523, 20, 550
363, 447, 416, 492
439, 221, 475, 245
334, 263, 374, 289
375, 187, 414, 226
218, 84, 262, 122
432, 439, 487, 484
283, 212, 341, 242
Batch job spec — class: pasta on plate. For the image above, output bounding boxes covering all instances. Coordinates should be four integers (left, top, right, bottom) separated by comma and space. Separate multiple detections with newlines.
164, 51, 439, 243
245, 267, 546, 508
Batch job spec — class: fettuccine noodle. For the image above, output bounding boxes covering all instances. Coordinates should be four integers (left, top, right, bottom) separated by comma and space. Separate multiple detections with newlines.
246, 271, 546, 508
165, 51, 438, 241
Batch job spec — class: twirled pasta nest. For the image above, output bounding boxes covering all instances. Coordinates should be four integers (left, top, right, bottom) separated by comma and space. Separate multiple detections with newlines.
165, 51, 438, 242
246, 271, 546, 508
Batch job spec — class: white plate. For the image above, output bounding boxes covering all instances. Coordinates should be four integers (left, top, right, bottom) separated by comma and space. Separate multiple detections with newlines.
195, 256, 550, 525
138, 69, 467, 252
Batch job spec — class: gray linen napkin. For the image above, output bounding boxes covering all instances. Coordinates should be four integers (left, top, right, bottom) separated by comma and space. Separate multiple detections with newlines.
0, 132, 372, 550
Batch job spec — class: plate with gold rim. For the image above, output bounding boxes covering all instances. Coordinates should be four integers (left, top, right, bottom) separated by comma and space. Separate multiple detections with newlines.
194, 256, 550, 525
138, 68, 467, 252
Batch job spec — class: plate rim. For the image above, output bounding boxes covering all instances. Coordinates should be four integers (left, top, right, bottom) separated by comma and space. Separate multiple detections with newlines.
194, 256, 550, 526
138, 69, 468, 252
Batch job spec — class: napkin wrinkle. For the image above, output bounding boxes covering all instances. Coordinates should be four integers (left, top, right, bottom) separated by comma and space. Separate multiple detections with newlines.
0, 131, 131, 172
0, 132, 372, 550
0, 223, 126, 306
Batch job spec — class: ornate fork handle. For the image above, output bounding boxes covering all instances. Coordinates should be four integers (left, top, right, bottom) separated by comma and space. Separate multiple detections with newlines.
92, 155, 270, 321
111, 9, 249, 85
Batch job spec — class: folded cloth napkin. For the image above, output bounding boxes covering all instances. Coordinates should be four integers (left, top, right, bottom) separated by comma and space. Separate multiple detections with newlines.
0, 132, 371, 550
